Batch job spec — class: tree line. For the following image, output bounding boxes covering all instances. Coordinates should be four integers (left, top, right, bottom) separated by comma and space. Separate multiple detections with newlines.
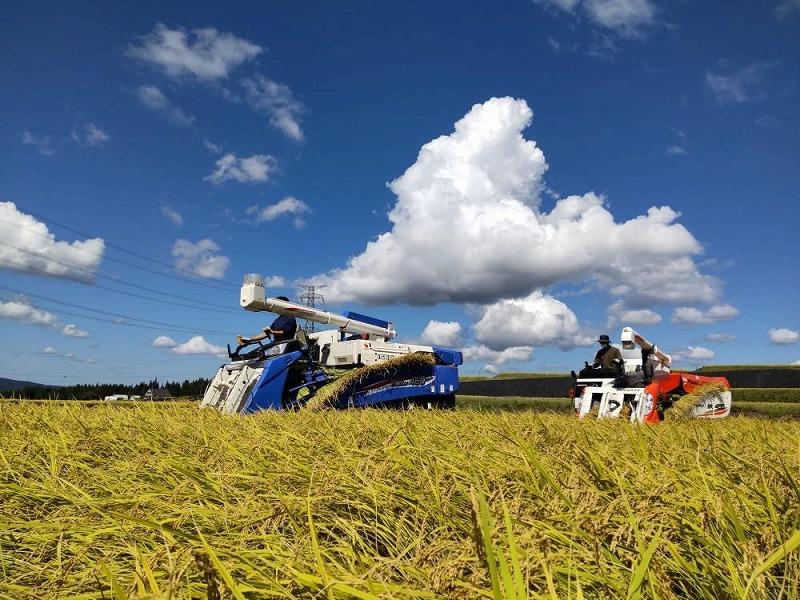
3, 378, 211, 400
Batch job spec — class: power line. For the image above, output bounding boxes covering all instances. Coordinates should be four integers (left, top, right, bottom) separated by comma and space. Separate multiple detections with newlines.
0, 285, 233, 335
7, 208, 243, 289
0, 243, 241, 313
0, 215, 238, 293
0, 292, 233, 335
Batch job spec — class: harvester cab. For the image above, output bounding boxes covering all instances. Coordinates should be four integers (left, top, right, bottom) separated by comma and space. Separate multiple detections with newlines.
571, 327, 732, 423
201, 274, 462, 414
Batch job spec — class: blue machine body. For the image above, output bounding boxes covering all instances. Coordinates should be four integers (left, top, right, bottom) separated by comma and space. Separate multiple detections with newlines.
239, 346, 462, 412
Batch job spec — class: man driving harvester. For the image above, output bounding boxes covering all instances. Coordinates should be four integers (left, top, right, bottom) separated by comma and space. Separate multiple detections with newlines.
238, 296, 298, 345
593, 334, 623, 369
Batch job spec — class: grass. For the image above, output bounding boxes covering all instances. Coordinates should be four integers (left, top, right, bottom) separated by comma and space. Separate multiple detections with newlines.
1, 401, 799, 598
728, 388, 800, 403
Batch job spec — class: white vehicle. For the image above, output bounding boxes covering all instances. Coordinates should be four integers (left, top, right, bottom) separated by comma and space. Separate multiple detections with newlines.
103, 394, 128, 401
200, 274, 462, 414
572, 327, 732, 424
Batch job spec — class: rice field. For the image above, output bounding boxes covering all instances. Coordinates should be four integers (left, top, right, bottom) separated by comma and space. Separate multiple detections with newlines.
1, 401, 799, 598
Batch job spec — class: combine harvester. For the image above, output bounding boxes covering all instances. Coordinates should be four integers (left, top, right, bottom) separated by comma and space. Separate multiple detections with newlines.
201, 275, 462, 414
572, 327, 732, 423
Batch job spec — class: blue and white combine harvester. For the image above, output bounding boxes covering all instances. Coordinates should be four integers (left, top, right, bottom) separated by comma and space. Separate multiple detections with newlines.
201, 275, 462, 414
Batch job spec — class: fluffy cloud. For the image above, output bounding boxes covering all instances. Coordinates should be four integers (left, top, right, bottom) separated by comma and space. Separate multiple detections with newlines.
534, 0, 656, 36
170, 335, 226, 357
666, 145, 686, 156
172, 239, 230, 279
264, 275, 286, 287
21, 131, 54, 156
62, 324, 90, 338
608, 300, 662, 326
768, 328, 799, 344
420, 320, 463, 347
473, 291, 593, 350
705, 63, 773, 104
152, 335, 177, 347
71, 123, 110, 147
462, 344, 533, 365
242, 75, 304, 141
39, 346, 94, 363
671, 304, 739, 325
205, 153, 276, 184
0, 300, 89, 337
127, 24, 261, 81
247, 197, 310, 228
0, 201, 104, 282
706, 333, 736, 343
314, 98, 716, 309
137, 85, 195, 126
160, 206, 183, 226
674, 346, 715, 362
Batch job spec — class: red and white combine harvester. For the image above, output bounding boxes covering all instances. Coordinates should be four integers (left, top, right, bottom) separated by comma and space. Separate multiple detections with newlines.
571, 327, 732, 424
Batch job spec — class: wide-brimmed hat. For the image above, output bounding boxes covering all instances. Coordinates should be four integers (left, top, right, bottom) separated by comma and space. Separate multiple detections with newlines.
597, 334, 611, 343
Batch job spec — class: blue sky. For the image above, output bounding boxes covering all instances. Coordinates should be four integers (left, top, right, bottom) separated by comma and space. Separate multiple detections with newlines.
1, 0, 798, 385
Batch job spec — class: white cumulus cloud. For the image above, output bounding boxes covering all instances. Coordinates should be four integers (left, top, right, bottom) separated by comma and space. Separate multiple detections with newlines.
671, 304, 739, 325
608, 301, 663, 326
171, 335, 226, 357
205, 153, 276, 184
675, 346, 715, 362
768, 328, 799, 344
473, 291, 593, 350
172, 239, 230, 279
666, 145, 686, 156
242, 75, 305, 141
0, 201, 104, 282
152, 335, 177, 347
247, 197, 310, 228
137, 85, 195, 126
127, 23, 261, 81
313, 97, 717, 310
160, 206, 183, 226
462, 344, 534, 366
42, 346, 58, 354
0, 300, 89, 337
420, 320, 463, 347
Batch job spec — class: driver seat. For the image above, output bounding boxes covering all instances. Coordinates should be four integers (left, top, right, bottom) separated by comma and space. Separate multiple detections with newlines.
295, 329, 310, 349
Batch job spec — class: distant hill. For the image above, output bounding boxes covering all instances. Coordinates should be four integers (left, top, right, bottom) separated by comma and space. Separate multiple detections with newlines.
0, 378, 59, 392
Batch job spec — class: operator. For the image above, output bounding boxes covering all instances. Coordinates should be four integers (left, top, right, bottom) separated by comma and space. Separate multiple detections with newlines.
238, 296, 298, 345
593, 334, 623, 369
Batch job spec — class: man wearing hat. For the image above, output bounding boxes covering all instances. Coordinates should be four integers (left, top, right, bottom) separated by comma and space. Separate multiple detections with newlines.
593, 334, 623, 369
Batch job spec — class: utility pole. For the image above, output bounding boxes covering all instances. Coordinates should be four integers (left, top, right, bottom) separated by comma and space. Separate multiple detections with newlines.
297, 284, 327, 333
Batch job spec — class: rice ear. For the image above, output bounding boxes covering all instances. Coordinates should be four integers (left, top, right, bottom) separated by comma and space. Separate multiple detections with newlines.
305, 352, 436, 411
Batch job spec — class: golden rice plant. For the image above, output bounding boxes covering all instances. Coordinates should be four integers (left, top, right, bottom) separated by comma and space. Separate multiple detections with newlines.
0, 401, 798, 598
307, 352, 436, 411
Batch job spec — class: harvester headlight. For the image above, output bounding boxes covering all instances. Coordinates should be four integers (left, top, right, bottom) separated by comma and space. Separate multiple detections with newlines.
643, 392, 654, 414
263, 342, 289, 358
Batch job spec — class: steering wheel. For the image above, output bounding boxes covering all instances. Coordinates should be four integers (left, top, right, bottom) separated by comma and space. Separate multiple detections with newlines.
229, 338, 266, 361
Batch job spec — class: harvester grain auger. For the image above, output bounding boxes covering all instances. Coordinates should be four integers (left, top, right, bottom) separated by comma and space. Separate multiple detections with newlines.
201, 275, 462, 414
570, 327, 732, 423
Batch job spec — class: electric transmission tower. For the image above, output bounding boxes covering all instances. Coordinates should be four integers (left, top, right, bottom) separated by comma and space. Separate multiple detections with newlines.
298, 284, 326, 333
